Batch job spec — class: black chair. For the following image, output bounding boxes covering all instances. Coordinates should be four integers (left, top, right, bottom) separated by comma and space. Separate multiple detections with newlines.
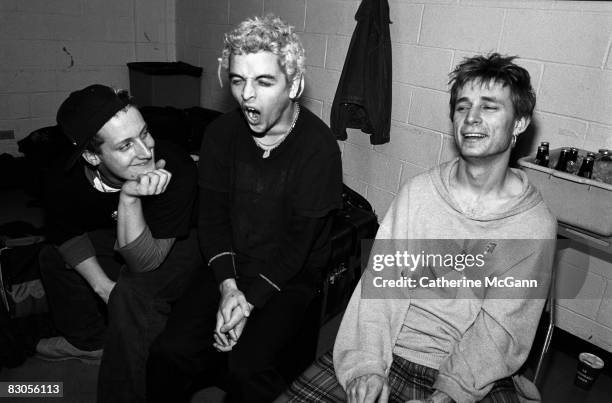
532, 265, 556, 387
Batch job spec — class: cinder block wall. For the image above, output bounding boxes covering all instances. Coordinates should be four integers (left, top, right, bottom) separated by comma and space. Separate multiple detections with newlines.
0, 0, 176, 155
176, 0, 612, 352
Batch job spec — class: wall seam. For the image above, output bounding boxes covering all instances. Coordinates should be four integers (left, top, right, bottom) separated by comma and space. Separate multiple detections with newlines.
601, 28, 612, 70
496, 8, 507, 52
415, 4, 425, 45
303, 0, 309, 33
132, 0, 138, 61
323, 35, 329, 70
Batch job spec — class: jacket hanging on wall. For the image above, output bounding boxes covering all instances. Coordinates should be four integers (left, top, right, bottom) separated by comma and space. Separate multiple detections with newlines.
331, 0, 391, 145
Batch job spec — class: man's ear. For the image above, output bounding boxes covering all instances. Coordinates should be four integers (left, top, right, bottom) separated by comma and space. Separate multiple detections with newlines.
289, 74, 304, 100
82, 150, 101, 167
513, 116, 531, 136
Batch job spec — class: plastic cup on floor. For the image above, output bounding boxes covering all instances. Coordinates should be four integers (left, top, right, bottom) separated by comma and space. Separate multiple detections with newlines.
574, 352, 604, 390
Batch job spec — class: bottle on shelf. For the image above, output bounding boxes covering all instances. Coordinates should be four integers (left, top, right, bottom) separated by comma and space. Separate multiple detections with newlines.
566, 147, 580, 174
577, 156, 594, 179
569, 147, 579, 162
596, 149, 611, 161
555, 148, 570, 172
534, 145, 549, 167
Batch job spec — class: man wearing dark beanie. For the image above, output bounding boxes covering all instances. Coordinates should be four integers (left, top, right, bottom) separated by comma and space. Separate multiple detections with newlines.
37, 84, 201, 403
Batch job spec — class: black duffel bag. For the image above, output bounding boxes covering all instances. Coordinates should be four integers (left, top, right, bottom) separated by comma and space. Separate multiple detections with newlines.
320, 184, 379, 325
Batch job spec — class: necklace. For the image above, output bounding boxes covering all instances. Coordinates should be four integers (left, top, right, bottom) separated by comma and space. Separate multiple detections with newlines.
253, 103, 300, 159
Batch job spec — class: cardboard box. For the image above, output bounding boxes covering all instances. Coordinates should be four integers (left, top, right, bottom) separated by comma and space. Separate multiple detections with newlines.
518, 149, 612, 236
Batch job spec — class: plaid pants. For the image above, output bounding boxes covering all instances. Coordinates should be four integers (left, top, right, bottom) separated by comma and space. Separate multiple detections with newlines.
277, 351, 519, 403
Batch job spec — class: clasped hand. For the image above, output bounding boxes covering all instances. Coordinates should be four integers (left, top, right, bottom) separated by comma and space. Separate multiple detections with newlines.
213, 280, 253, 352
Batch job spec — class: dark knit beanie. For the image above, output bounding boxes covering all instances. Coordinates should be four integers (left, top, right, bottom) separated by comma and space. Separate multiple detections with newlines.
57, 84, 129, 169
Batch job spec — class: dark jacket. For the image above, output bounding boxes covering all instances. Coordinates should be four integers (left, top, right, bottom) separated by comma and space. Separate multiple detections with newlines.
330, 0, 391, 145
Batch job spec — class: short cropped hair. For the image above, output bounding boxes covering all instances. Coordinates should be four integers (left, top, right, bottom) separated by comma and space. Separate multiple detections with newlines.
220, 14, 305, 82
84, 89, 133, 154
448, 53, 535, 121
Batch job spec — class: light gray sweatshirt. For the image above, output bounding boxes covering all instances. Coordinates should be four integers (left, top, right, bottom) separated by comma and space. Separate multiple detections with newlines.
333, 158, 557, 403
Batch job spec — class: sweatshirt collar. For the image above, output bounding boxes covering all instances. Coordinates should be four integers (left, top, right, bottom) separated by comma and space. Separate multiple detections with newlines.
430, 158, 542, 221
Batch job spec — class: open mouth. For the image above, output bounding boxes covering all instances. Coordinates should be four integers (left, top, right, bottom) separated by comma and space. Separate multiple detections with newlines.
243, 106, 261, 125
462, 133, 486, 140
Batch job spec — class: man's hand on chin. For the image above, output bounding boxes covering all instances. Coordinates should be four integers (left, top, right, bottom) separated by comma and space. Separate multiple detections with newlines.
121, 159, 172, 198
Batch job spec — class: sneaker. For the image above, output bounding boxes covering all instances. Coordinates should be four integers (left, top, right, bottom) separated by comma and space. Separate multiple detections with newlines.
35, 336, 103, 365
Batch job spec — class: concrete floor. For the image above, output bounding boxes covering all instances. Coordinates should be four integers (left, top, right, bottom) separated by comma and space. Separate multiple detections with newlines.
2, 321, 612, 402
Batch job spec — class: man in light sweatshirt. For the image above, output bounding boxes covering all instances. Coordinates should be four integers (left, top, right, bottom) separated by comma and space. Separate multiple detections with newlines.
278, 53, 557, 403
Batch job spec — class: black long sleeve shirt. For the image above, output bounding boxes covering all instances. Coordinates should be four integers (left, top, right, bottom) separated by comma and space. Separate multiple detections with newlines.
198, 106, 343, 308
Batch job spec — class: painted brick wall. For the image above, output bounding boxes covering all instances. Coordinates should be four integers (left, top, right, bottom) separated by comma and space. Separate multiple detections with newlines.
0, 0, 176, 155
176, 0, 612, 352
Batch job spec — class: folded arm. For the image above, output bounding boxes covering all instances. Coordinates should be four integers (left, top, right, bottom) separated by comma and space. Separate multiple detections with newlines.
434, 242, 556, 403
